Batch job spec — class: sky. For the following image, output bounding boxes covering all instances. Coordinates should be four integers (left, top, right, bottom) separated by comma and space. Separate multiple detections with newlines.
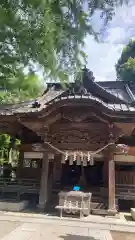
85, 1, 135, 82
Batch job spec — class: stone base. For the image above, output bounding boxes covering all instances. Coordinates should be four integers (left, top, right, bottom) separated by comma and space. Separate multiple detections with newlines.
0, 200, 28, 212
107, 209, 118, 216
131, 208, 135, 221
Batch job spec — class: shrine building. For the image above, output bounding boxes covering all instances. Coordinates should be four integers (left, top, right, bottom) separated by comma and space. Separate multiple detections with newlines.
1, 68, 135, 216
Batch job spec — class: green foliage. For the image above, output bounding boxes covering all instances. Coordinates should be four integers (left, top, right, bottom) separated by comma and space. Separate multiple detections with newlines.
0, 72, 43, 104
0, 0, 129, 164
0, 134, 18, 165
0, 72, 43, 165
117, 58, 135, 83
116, 40, 135, 82
0, 134, 21, 165
0, 0, 127, 83
0, 134, 10, 164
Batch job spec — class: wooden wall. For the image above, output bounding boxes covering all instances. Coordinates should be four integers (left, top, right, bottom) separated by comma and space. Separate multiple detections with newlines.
19, 144, 43, 180
116, 171, 135, 185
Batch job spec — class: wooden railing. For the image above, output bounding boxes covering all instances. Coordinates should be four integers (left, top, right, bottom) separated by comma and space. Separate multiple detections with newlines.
0, 177, 40, 200
116, 171, 135, 185
0, 177, 40, 186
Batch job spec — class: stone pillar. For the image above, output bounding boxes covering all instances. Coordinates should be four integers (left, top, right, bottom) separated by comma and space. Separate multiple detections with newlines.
108, 150, 117, 214
38, 152, 49, 209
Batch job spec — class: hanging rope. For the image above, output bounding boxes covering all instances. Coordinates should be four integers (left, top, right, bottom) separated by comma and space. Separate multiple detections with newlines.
44, 133, 125, 160
44, 141, 114, 157
44, 141, 65, 155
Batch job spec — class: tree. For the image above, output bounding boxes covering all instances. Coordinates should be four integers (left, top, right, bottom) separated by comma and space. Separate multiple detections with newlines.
0, 133, 20, 171
0, 72, 44, 104
0, 0, 127, 83
116, 40, 135, 82
0, 72, 43, 166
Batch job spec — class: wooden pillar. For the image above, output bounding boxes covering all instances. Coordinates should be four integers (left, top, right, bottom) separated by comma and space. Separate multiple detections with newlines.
79, 165, 86, 187
103, 157, 108, 187
54, 154, 62, 182
38, 152, 49, 209
108, 150, 117, 214
16, 151, 24, 178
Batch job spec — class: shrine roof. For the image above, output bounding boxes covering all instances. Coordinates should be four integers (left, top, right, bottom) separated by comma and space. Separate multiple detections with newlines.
47, 80, 133, 104
0, 68, 135, 116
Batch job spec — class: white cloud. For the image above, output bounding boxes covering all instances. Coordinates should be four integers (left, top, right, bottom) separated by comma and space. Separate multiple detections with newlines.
85, 1, 135, 81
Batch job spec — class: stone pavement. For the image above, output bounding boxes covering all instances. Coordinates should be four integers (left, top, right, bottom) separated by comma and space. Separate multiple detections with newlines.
0, 212, 135, 239
0, 222, 20, 239
1, 222, 113, 240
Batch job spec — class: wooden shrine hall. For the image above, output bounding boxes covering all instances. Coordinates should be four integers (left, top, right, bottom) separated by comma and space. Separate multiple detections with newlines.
1, 68, 135, 216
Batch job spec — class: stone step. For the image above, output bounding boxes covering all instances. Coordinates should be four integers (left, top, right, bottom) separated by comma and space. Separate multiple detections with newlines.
91, 208, 108, 215
91, 199, 108, 215
91, 201, 104, 209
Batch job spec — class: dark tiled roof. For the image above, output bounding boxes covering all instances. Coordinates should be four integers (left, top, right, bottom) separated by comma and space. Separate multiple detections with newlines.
0, 88, 134, 117
47, 92, 135, 112
47, 78, 134, 104
0, 88, 64, 115
0, 69, 135, 116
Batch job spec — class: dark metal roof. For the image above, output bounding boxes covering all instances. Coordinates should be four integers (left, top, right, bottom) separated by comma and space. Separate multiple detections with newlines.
103, 88, 132, 103
97, 81, 134, 103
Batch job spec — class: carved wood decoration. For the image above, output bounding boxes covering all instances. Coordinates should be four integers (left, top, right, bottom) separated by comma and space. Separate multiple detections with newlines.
43, 106, 121, 152
48, 122, 110, 151
18, 105, 122, 151
10, 105, 122, 149
62, 108, 93, 123
61, 107, 107, 123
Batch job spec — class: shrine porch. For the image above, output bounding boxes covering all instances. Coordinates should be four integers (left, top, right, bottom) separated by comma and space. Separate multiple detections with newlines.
1, 158, 135, 216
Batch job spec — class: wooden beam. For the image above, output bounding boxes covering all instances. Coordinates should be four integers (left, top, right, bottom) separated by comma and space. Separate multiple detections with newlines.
114, 154, 135, 163
20, 143, 45, 152
45, 143, 107, 151
50, 123, 107, 131
115, 146, 135, 157
91, 112, 109, 124
43, 113, 61, 125
21, 120, 45, 133
128, 147, 135, 156
114, 123, 135, 136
